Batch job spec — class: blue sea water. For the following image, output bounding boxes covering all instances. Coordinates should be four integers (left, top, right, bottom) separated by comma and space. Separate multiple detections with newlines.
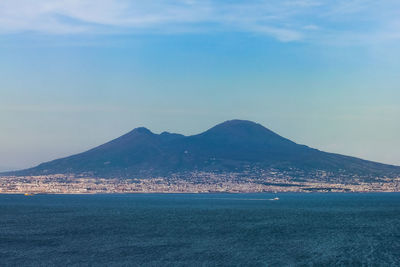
1, 193, 400, 266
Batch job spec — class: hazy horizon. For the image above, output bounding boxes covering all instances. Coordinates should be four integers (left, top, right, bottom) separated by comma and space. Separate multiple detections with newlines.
1, 0, 400, 171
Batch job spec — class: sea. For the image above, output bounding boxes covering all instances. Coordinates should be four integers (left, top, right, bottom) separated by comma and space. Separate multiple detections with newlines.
1, 193, 400, 266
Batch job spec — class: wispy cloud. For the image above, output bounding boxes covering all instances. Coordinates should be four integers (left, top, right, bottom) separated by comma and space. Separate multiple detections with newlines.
0, 0, 399, 44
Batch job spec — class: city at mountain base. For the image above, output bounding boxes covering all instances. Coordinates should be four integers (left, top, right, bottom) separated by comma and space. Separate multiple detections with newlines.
2, 171, 400, 194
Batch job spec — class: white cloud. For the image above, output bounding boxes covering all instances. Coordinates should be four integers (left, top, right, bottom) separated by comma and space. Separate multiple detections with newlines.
0, 0, 399, 44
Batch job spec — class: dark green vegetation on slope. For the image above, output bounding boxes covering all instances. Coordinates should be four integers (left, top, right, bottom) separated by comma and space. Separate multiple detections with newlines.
3, 120, 400, 178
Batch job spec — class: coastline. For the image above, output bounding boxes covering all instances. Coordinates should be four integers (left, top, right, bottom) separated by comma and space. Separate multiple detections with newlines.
1, 174, 400, 194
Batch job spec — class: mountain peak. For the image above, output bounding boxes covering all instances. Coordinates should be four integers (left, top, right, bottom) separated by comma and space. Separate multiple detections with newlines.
109, 127, 155, 144
129, 127, 153, 135
202, 119, 278, 139
215, 119, 264, 129
220, 119, 259, 125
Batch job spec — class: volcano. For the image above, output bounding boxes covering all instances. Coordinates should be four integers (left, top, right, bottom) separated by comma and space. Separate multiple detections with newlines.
4, 120, 400, 179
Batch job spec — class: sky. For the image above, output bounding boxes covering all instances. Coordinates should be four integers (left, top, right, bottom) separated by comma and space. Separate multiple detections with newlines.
0, 0, 400, 171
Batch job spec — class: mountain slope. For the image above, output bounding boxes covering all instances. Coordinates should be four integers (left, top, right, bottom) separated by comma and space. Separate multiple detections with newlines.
3, 120, 400, 179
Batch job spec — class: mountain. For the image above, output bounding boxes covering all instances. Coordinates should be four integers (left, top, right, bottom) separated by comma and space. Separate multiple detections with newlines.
3, 120, 400, 180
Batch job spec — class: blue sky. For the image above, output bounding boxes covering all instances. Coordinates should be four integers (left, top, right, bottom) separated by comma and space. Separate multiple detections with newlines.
0, 0, 400, 171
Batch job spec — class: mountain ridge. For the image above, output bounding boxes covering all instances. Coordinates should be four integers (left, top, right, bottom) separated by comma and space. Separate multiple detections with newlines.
2, 119, 400, 180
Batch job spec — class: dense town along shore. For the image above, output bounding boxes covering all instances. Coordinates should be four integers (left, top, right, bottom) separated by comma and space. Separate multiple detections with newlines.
1, 172, 400, 194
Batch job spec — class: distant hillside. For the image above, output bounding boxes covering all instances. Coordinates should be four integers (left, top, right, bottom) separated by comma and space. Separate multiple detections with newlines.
3, 120, 400, 179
